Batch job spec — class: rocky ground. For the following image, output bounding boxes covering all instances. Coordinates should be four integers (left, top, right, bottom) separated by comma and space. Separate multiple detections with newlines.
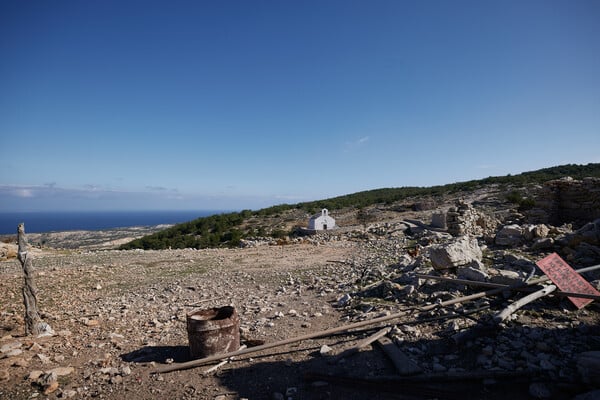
1, 184, 600, 400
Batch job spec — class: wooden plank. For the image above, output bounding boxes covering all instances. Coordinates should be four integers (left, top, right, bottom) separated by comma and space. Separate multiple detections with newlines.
493, 284, 557, 323
330, 327, 391, 364
415, 273, 600, 300
375, 336, 422, 376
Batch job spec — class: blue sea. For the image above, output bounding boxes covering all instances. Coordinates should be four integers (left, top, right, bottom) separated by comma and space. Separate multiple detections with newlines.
0, 210, 224, 235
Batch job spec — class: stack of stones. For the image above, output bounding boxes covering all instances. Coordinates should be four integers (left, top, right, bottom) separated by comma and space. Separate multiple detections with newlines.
446, 201, 483, 237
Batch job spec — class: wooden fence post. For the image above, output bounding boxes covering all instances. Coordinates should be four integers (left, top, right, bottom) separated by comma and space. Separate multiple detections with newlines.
17, 223, 49, 336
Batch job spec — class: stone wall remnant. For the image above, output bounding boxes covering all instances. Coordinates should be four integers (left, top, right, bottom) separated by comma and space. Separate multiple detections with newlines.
531, 177, 600, 227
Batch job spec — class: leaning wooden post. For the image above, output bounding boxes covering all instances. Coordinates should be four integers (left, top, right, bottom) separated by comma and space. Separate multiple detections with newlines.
17, 223, 45, 336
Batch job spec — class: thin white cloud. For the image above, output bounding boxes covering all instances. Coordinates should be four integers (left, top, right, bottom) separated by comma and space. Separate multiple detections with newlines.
343, 135, 370, 152
15, 188, 35, 198
146, 186, 170, 191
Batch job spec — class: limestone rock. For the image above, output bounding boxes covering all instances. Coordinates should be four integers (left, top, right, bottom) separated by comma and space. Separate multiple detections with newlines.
0, 342, 22, 354
457, 266, 489, 282
567, 219, 600, 247
490, 269, 524, 285
429, 236, 482, 270
495, 225, 524, 246
0, 369, 9, 381
532, 237, 554, 250
48, 366, 75, 376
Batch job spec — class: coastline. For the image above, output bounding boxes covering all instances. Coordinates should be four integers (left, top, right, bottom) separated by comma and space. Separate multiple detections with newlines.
0, 210, 221, 236
0, 224, 170, 251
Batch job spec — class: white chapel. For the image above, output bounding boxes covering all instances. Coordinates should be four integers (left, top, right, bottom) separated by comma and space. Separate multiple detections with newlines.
308, 209, 336, 231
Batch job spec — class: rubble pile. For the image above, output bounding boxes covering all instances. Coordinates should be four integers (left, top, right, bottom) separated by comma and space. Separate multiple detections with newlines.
328, 199, 600, 399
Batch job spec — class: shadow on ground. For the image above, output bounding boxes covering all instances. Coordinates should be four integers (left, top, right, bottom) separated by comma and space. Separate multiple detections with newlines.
120, 345, 191, 364
118, 324, 600, 400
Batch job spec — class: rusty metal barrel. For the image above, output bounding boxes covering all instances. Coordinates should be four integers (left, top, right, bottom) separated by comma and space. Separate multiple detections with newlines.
186, 306, 240, 359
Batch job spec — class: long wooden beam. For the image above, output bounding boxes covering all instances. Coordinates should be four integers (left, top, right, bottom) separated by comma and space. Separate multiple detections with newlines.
416, 263, 600, 300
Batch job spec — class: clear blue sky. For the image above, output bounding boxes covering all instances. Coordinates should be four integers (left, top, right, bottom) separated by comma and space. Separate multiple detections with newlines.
1, 0, 599, 212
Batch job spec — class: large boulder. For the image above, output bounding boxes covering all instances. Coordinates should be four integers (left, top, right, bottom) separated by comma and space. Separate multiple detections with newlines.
429, 236, 482, 270
567, 219, 600, 247
495, 224, 525, 246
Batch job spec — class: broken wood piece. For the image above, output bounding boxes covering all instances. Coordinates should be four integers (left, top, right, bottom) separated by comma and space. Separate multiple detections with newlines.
493, 284, 557, 323
375, 336, 422, 375
201, 344, 247, 376
452, 284, 559, 346
416, 265, 600, 301
329, 326, 391, 364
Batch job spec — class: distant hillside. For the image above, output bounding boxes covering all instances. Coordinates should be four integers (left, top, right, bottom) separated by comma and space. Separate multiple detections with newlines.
119, 163, 600, 250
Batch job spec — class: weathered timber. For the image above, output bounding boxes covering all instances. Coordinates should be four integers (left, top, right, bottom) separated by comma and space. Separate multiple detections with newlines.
494, 284, 557, 323
417, 263, 600, 301
17, 223, 46, 336
452, 284, 560, 346
329, 326, 391, 364
202, 344, 247, 376
375, 336, 422, 375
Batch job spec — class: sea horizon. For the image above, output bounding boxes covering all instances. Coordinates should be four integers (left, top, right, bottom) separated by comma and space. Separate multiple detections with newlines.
0, 210, 228, 235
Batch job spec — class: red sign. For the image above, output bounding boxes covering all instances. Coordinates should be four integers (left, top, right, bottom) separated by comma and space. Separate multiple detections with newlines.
536, 253, 600, 309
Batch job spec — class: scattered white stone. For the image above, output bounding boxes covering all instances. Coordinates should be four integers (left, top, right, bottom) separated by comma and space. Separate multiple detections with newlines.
48, 367, 74, 376
3, 348, 23, 358
319, 345, 332, 355
37, 354, 51, 364
0, 342, 21, 353
272, 392, 284, 400
27, 370, 44, 380
337, 294, 352, 307
60, 389, 78, 398
432, 363, 447, 372
0, 369, 9, 381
